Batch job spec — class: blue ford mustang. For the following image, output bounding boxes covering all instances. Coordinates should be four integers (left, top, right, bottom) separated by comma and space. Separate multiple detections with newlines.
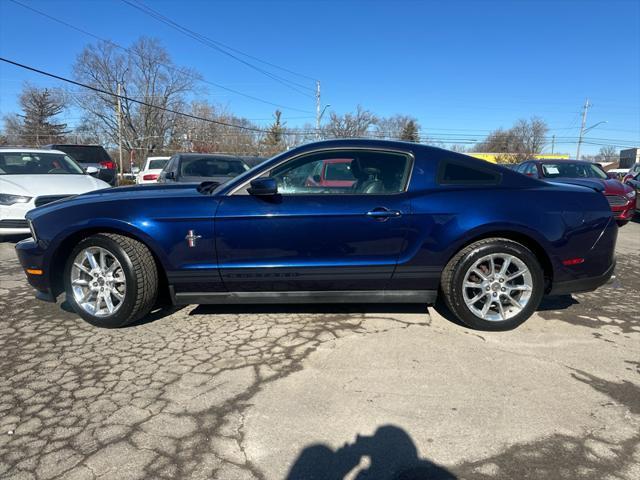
16, 139, 617, 330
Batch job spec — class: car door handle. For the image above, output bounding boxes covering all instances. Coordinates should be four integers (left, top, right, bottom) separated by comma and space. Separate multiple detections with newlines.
366, 207, 402, 221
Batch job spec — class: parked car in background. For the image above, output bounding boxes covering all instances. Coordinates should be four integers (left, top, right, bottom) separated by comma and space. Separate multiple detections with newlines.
606, 168, 630, 181
158, 153, 250, 185
0, 148, 109, 236
17, 139, 617, 331
623, 163, 640, 184
623, 170, 640, 213
304, 158, 357, 189
136, 156, 170, 184
44, 144, 118, 186
515, 160, 636, 226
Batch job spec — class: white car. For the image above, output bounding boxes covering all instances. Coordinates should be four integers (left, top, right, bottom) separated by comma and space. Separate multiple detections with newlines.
136, 156, 170, 184
0, 148, 110, 236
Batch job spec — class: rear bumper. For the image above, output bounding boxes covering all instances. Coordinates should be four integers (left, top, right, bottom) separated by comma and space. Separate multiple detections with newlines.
548, 258, 616, 295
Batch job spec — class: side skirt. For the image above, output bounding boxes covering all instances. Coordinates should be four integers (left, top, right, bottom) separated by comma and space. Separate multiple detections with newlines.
171, 289, 437, 305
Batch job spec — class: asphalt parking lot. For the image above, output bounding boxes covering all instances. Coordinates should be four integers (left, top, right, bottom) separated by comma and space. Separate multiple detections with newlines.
0, 223, 638, 480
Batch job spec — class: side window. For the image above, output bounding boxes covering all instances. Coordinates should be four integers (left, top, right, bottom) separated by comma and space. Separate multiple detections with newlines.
514, 164, 525, 174
524, 163, 538, 177
438, 161, 501, 185
269, 150, 412, 195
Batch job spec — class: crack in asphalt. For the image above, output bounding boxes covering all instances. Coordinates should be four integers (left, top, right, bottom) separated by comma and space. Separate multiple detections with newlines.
0, 252, 429, 480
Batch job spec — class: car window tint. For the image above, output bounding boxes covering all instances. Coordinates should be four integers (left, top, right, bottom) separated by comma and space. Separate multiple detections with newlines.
270, 150, 412, 195
180, 157, 248, 177
439, 161, 501, 185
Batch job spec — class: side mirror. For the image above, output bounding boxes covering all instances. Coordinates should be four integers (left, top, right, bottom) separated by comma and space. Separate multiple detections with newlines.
164, 171, 175, 180
248, 177, 278, 196
85, 166, 99, 175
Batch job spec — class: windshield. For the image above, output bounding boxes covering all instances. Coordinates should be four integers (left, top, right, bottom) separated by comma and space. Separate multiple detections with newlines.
540, 162, 607, 180
0, 152, 85, 175
50, 145, 111, 164
148, 159, 169, 170
180, 156, 250, 178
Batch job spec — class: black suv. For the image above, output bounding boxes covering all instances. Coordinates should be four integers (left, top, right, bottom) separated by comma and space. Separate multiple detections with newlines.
44, 144, 118, 186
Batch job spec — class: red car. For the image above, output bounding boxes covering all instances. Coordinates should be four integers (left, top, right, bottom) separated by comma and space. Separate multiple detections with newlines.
516, 160, 636, 226
305, 158, 356, 188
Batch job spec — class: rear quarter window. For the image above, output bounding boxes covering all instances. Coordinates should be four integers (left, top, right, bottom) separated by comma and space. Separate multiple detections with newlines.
438, 161, 502, 185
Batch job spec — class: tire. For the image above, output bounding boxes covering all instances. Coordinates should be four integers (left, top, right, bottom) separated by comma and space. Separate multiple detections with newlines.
441, 238, 544, 331
616, 220, 628, 227
64, 233, 158, 328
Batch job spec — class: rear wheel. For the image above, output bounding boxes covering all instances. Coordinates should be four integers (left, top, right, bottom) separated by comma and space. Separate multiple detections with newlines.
64, 233, 158, 328
616, 220, 629, 227
441, 238, 544, 331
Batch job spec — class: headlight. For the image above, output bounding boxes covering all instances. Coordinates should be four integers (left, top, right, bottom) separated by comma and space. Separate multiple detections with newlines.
0, 194, 32, 205
627, 190, 637, 199
27, 218, 38, 242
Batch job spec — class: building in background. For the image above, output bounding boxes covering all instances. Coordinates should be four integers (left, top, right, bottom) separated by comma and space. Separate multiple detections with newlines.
620, 148, 640, 168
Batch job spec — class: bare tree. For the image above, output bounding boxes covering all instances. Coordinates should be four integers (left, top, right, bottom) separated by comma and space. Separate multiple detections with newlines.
324, 105, 377, 138
73, 37, 197, 155
473, 117, 549, 162
595, 145, 618, 162
2, 85, 69, 146
375, 115, 419, 141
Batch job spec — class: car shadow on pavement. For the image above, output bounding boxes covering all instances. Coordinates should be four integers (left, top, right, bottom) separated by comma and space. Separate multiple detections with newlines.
286, 424, 456, 480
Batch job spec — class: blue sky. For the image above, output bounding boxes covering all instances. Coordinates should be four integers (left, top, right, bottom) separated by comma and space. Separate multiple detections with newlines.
1, 0, 638, 155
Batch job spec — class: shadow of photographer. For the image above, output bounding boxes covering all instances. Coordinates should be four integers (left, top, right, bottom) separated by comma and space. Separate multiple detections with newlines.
286, 424, 456, 480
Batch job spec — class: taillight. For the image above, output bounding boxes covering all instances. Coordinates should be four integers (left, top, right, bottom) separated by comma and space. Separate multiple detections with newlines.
562, 258, 585, 266
100, 161, 116, 169
143, 173, 159, 181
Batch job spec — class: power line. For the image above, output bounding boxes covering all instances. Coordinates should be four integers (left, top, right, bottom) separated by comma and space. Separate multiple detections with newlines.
7, 0, 313, 114
120, 0, 316, 98
0, 57, 272, 133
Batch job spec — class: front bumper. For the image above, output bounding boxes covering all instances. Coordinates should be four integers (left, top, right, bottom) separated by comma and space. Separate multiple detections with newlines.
15, 237, 55, 301
549, 258, 616, 295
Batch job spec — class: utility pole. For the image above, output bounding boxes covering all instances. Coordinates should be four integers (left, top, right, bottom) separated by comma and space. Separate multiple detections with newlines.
116, 82, 124, 182
576, 98, 590, 160
315, 80, 321, 140
551, 135, 555, 154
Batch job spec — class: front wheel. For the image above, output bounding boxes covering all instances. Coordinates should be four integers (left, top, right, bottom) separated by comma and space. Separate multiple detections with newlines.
441, 238, 544, 331
64, 233, 158, 328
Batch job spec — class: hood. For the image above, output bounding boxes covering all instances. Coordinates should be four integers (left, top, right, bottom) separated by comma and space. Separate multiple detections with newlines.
546, 177, 631, 195
27, 182, 206, 220
0, 174, 109, 196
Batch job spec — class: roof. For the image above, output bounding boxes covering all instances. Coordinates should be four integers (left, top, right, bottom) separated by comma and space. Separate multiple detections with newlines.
0, 147, 67, 155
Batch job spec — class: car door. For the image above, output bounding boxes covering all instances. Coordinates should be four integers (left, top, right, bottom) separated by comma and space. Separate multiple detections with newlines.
214, 148, 413, 292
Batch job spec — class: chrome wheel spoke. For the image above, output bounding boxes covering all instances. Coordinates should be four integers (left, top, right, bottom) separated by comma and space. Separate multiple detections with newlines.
71, 246, 126, 318
104, 293, 115, 313
506, 269, 525, 281
85, 251, 99, 270
74, 262, 92, 276
465, 291, 486, 306
505, 294, 523, 310
463, 253, 533, 322
112, 289, 124, 301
